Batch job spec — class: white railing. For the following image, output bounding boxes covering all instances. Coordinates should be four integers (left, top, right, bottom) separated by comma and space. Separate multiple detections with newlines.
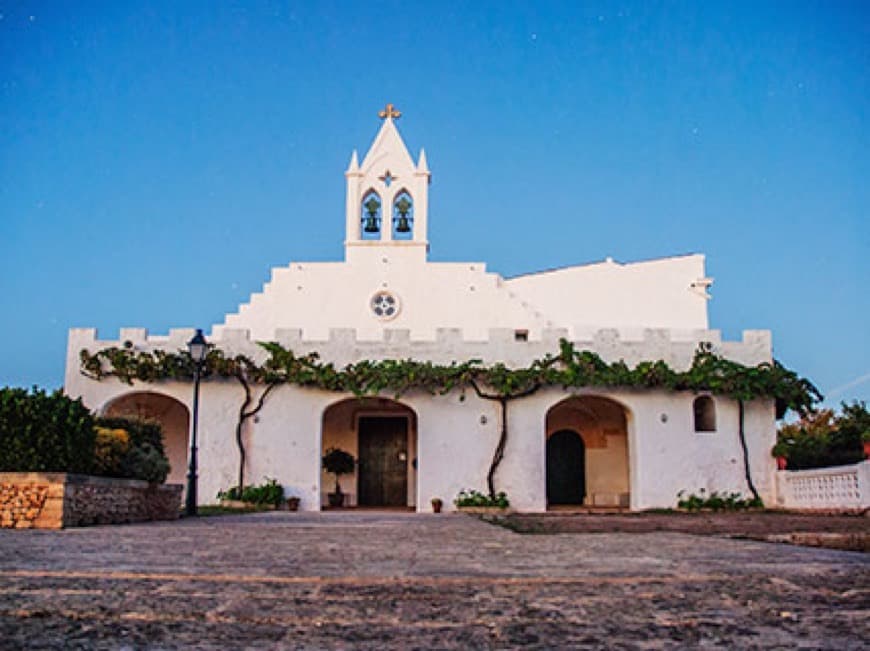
776, 460, 870, 511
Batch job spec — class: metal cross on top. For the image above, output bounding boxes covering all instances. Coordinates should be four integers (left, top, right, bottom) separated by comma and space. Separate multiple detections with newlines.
378, 103, 401, 120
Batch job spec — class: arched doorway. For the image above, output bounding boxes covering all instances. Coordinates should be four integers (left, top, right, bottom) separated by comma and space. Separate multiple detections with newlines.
547, 430, 586, 504
545, 396, 630, 508
101, 392, 190, 487
321, 397, 417, 509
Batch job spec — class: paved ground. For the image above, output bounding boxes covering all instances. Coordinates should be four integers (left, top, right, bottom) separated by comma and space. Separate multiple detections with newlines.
0, 512, 868, 650
496, 511, 870, 551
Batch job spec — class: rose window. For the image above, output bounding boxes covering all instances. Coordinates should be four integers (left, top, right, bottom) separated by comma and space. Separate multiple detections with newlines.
370, 291, 400, 320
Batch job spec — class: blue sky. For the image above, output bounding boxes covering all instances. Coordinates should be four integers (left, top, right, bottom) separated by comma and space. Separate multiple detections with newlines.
1, 1, 867, 407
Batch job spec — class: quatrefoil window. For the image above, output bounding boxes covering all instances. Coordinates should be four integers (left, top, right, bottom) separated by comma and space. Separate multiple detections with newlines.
370, 291, 400, 320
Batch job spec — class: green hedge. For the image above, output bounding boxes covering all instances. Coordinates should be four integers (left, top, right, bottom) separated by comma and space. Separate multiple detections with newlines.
0, 387, 96, 474
0, 387, 171, 483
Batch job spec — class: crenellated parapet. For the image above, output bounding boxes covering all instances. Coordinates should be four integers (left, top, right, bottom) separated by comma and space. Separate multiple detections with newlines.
68, 325, 772, 375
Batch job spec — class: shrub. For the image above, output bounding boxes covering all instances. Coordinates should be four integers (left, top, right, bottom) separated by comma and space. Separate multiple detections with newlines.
95, 417, 164, 456
0, 387, 95, 474
124, 443, 170, 484
454, 489, 510, 508
93, 427, 130, 476
93, 417, 170, 483
677, 489, 763, 511
217, 477, 284, 507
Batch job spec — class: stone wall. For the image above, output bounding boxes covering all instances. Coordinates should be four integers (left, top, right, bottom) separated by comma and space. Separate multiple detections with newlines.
0, 473, 182, 529
0, 475, 63, 529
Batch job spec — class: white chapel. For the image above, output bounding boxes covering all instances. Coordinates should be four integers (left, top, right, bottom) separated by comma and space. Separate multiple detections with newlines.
65, 106, 778, 511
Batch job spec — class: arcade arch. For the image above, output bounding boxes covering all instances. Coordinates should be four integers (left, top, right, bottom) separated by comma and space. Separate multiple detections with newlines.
321, 397, 417, 509
101, 391, 190, 488
545, 395, 630, 508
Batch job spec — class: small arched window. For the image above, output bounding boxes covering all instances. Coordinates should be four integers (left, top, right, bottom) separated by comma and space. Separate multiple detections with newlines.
392, 191, 413, 240
693, 396, 716, 432
360, 190, 382, 239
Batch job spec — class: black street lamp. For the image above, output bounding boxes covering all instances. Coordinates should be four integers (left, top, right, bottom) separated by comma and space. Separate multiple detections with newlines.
185, 328, 208, 517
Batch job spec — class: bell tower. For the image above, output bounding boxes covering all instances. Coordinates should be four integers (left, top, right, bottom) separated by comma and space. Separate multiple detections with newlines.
345, 104, 430, 258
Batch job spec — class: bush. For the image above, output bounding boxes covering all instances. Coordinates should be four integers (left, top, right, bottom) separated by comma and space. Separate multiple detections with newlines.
454, 489, 510, 508
95, 417, 164, 455
93, 417, 170, 483
677, 489, 763, 511
93, 427, 130, 476
217, 477, 284, 507
124, 443, 170, 484
773, 402, 868, 470
0, 387, 95, 474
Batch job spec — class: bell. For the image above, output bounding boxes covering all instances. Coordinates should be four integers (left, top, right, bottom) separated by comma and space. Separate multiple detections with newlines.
363, 216, 380, 233
394, 197, 412, 234
395, 216, 411, 233
362, 196, 381, 234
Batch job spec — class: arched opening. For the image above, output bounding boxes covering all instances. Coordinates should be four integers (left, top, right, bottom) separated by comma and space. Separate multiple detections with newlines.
545, 396, 630, 508
101, 392, 190, 488
360, 190, 382, 240
391, 190, 413, 240
321, 397, 417, 509
693, 396, 716, 432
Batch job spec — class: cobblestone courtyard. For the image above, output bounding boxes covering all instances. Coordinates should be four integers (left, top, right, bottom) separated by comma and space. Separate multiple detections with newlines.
0, 512, 868, 649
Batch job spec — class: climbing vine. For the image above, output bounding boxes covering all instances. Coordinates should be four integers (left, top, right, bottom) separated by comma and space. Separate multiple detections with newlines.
80, 340, 821, 497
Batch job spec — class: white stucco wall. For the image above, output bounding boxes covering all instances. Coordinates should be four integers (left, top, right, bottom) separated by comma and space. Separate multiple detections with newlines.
505, 254, 710, 333
65, 326, 777, 511
215, 248, 711, 343
215, 250, 551, 342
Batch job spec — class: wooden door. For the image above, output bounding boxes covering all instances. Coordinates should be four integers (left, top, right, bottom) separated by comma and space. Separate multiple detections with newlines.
358, 417, 408, 506
546, 429, 586, 505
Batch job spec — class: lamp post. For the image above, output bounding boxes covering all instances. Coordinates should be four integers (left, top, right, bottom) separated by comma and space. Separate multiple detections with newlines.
186, 329, 208, 517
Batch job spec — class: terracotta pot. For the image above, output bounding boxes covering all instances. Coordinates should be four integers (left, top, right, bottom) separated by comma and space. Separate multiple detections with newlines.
775, 456, 787, 470
863, 441, 870, 459
286, 497, 300, 512
431, 500, 443, 513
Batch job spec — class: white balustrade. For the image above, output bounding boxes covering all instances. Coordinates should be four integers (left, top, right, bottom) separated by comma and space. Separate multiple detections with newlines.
776, 460, 870, 510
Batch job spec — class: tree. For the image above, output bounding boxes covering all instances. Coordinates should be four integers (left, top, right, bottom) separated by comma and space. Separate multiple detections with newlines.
774, 402, 867, 470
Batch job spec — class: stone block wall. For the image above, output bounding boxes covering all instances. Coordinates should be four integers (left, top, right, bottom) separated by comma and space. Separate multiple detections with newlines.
0, 473, 182, 529
0, 475, 64, 529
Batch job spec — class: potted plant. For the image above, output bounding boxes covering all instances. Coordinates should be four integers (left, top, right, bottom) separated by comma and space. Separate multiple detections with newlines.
286, 496, 301, 511
322, 447, 355, 508
771, 441, 789, 470
431, 497, 443, 513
